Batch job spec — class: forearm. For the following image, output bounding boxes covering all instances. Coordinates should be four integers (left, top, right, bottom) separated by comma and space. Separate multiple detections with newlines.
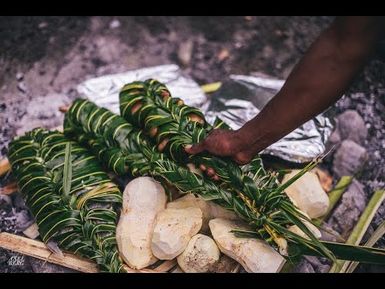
237, 16, 383, 153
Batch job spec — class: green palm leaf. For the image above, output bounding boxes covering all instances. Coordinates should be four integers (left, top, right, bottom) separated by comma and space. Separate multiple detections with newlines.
118, 79, 333, 258
8, 128, 124, 272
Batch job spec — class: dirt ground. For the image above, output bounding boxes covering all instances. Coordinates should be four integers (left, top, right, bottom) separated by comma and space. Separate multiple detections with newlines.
0, 16, 384, 273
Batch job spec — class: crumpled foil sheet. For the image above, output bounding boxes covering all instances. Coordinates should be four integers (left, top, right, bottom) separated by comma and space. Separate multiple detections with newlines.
78, 64, 333, 163
77, 64, 206, 114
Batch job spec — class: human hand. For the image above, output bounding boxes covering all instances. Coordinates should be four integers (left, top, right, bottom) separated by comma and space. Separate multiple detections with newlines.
184, 129, 256, 180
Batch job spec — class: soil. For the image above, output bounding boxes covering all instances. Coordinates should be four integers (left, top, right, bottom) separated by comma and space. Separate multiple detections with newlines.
0, 16, 384, 273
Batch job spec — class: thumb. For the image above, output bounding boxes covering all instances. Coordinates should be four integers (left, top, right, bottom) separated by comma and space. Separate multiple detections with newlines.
185, 142, 205, 155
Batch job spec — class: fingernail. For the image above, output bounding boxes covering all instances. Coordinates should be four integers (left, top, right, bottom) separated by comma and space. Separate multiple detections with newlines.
184, 144, 192, 150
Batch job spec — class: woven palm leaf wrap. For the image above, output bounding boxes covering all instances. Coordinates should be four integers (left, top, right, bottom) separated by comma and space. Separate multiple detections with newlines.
119, 80, 330, 251
65, 97, 332, 259
8, 128, 124, 272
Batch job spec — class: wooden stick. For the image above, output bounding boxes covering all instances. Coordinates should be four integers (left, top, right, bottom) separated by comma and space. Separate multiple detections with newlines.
153, 259, 177, 272
0, 158, 11, 177
59, 105, 69, 113
0, 182, 17, 195
0, 232, 99, 273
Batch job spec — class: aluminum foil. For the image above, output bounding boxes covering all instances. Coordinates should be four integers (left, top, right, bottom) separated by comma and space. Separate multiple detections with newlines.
77, 64, 206, 114
203, 74, 333, 163
78, 64, 333, 163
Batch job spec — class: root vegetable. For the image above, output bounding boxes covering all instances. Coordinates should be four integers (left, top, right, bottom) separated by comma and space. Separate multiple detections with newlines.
177, 234, 220, 273
282, 170, 329, 219
209, 218, 285, 273
116, 177, 167, 269
167, 194, 238, 232
151, 207, 203, 260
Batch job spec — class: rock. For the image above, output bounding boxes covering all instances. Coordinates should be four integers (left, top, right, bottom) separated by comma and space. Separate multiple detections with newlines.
13, 209, 34, 231
167, 194, 238, 232
332, 140, 368, 177
320, 223, 341, 242
177, 39, 194, 67
328, 179, 367, 238
303, 256, 330, 273
11, 192, 27, 210
327, 129, 341, 148
109, 19, 121, 29
22, 223, 40, 239
293, 259, 315, 273
282, 171, 329, 218
16, 72, 24, 81
177, 234, 220, 273
116, 177, 167, 269
336, 110, 367, 145
151, 207, 203, 260
209, 218, 285, 273
0, 195, 12, 209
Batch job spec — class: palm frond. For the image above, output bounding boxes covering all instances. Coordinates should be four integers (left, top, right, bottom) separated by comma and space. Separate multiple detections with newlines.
8, 128, 124, 272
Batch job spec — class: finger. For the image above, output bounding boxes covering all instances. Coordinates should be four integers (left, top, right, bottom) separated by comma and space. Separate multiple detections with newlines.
206, 167, 215, 177
212, 175, 220, 181
199, 164, 207, 172
184, 142, 205, 155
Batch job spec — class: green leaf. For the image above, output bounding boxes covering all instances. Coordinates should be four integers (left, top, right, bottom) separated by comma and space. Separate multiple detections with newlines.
330, 189, 385, 272
345, 221, 385, 273
62, 142, 72, 202
294, 241, 385, 265
8, 128, 123, 272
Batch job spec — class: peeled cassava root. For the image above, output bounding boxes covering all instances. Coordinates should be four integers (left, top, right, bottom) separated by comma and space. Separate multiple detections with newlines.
283, 170, 329, 219
167, 194, 238, 232
151, 207, 203, 260
209, 218, 286, 273
177, 234, 220, 273
116, 177, 167, 269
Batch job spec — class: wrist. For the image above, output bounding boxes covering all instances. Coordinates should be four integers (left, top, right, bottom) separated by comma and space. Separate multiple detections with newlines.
235, 121, 273, 154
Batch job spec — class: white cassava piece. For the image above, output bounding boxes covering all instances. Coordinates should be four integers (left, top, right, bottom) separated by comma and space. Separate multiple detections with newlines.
167, 194, 238, 232
116, 177, 167, 269
151, 207, 203, 260
209, 218, 285, 273
282, 170, 329, 218
177, 234, 220, 273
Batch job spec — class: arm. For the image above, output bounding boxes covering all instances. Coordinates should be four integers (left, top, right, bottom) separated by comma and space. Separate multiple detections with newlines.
186, 16, 384, 174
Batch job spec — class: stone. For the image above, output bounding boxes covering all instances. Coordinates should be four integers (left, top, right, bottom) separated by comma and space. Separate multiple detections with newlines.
177, 39, 194, 67
328, 179, 367, 238
282, 171, 329, 218
167, 194, 238, 232
13, 209, 34, 231
293, 259, 315, 273
320, 223, 341, 242
116, 177, 167, 269
336, 110, 368, 145
332, 140, 368, 177
177, 234, 220, 273
209, 218, 285, 273
151, 207, 203, 260
0, 195, 12, 209
22, 223, 40, 239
